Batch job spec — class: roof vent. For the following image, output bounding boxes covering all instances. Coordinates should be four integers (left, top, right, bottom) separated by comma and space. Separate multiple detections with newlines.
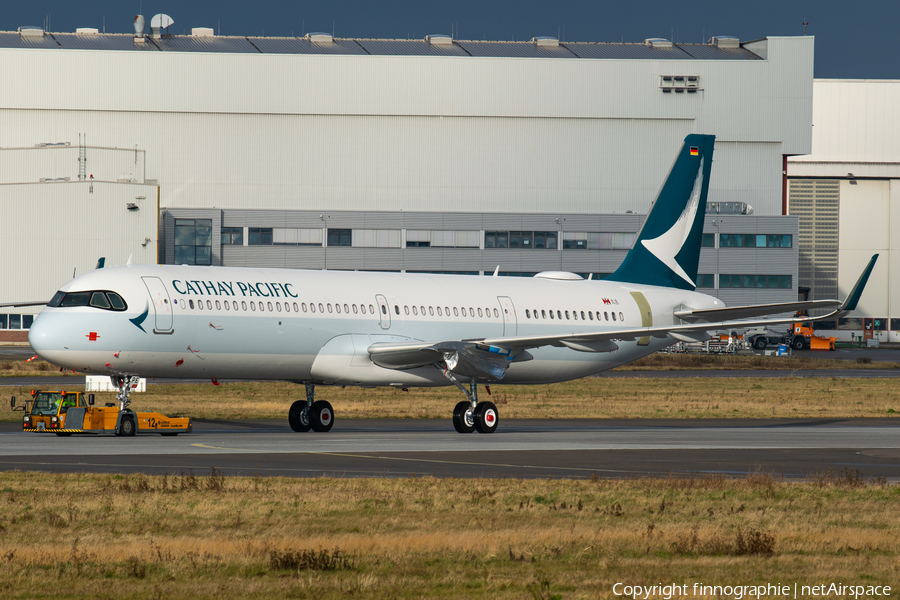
306, 32, 333, 43
425, 34, 452, 45
645, 38, 673, 48
191, 27, 214, 37
150, 13, 174, 39
710, 36, 740, 49
534, 271, 583, 281
76, 28, 99, 35
18, 26, 44, 37
531, 36, 559, 47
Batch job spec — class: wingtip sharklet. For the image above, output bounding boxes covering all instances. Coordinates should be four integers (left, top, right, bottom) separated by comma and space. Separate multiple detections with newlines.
840, 254, 878, 313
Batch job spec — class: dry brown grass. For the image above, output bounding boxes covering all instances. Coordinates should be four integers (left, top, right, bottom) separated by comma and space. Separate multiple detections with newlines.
0, 470, 896, 599
0, 358, 80, 377
5, 376, 900, 421
617, 352, 900, 370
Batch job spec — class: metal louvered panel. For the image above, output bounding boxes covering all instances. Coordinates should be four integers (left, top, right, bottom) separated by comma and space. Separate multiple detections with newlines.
788, 179, 839, 301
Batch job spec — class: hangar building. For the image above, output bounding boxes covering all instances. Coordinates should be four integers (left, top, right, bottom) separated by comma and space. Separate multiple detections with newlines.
0, 25, 813, 341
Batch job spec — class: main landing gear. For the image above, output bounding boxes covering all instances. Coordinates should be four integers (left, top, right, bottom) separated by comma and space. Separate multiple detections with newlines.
438, 367, 498, 434
289, 383, 334, 433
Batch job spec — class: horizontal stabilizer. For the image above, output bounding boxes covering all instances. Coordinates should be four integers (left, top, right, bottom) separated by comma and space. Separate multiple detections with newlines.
0, 300, 48, 308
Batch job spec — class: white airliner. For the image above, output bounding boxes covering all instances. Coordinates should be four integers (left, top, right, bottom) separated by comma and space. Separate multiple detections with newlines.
26, 134, 877, 434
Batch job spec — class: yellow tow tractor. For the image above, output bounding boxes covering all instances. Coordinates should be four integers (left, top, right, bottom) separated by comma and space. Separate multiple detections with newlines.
12, 390, 192, 437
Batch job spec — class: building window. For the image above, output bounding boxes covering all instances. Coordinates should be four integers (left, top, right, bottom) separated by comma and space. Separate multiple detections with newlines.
719, 234, 792, 248
484, 231, 508, 248
701, 233, 715, 248
221, 227, 243, 245
248, 228, 273, 245
509, 231, 533, 249
273, 228, 323, 246
406, 241, 430, 247
563, 232, 634, 250
327, 229, 352, 247
174, 219, 212, 265
697, 274, 715, 288
719, 275, 792, 289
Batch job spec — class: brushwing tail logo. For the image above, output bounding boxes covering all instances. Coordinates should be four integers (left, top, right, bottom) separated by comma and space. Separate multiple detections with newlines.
640, 157, 704, 287
130, 302, 150, 333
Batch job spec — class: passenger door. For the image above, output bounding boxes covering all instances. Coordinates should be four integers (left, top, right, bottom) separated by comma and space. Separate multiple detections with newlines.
376, 294, 391, 330
142, 276, 174, 334
497, 296, 517, 336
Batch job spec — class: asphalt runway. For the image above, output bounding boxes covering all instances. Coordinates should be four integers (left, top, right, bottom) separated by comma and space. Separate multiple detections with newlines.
1, 418, 898, 480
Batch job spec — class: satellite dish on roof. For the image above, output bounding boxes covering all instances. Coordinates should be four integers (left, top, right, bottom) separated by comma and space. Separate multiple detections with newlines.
150, 14, 174, 28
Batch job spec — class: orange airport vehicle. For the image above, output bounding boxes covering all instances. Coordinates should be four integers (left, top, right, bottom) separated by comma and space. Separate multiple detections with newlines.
11, 390, 192, 437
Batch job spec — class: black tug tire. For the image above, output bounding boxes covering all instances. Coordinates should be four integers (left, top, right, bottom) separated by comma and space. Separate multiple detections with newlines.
120, 417, 136, 437
310, 400, 334, 432
288, 400, 312, 432
452, 401, 476, 434
753, 337, 767, 350
792, 337, 806, 351
473, 402, 499, 434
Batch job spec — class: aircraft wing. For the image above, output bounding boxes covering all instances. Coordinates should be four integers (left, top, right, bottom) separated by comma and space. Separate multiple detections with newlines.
673, 300, 841, 323
367, 254, 878, 375
0, 300, 48, 308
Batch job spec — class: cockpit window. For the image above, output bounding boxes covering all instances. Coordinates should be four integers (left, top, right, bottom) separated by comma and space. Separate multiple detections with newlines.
108, 292, 126, 310
60, 292, 91, 307
47, 291, 65, 307
90, 292, 111, 309
54, 291, 128, 312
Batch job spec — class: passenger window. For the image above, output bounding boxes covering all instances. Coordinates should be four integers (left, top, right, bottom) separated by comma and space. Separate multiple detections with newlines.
352, 304, 358, 314
293, 302, 299, 312
581, 311, 585, 320
619, 312, 624, 321
189, 299, 195, 309
612, 312, 616, 321
360, 304, 366, 314
405, 306, 410, 315
393, 305, 399, 315
428, 306, 434, 316
565, 311, 570, 320
371, 304, 376, 314
207, 300, 212, 310
526, 309, 531, 318
90, 292, 111, 309
249, 302, 255, 311
604, 312, 609, 321
469, 307, 474, 317
283, 302, 289, 312
224, 301, 229, 311
477, 308, 483, 317
445, 306, 450, 315
233, 301, 238, 310
319, 303, 324, 312
588, 311, 593, 320
421, 306, 426, 315
549, 310, 554, 319
437, 307, 442, 316
259, 302, 265, 312
572, 311, 577, 320
276, 302, 282, 312
108, 292, 126, 310
493, 308, 499, 318
541, 310, 546, 319
557, 310, 562, 320
344, 304, 349, 313
453, 307, 459, 317
198, 301, 204, 310
268, 301, 273, 311
215, 300, 221, 310
412, 306, 417, 315
241, 301, 247, 310
336, 304, 341, 314
461, 307, 467, 317
327, 304, 332, 313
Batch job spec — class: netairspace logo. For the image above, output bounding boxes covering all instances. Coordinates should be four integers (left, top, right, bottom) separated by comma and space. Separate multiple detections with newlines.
612, 583, 893, 600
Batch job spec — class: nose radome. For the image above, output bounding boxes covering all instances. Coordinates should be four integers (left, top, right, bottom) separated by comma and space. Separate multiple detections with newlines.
28, 312, 70, 366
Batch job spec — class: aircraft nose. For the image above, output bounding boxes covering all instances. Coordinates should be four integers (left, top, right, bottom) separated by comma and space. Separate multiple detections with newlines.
28, 312, 73, 366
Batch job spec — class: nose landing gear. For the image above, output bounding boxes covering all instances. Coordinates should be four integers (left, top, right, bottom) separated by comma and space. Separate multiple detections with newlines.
289, 383, 334, 433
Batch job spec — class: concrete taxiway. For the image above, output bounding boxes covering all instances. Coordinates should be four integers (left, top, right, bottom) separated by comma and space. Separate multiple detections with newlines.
1, 419, 897, 480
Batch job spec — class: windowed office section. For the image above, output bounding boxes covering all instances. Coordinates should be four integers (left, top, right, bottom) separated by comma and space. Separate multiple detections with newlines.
162, 210, 797, 303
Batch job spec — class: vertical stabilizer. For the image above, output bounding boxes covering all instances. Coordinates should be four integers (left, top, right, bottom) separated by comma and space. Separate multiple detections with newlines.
606, 134, 715, 290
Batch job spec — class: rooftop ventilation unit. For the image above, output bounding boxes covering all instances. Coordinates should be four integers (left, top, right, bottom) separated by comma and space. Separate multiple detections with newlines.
191, 27, 214, 37
76, 28, 99, 35
18, 26, 44, 37
531, 36, 559, 47
306, 32, 333, 43
711, 36, 740, 49
425, 34, 452, 45
150, 13, 174, 39
644, 38, 673, 48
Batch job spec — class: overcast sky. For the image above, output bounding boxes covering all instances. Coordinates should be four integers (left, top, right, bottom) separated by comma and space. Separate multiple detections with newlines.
4, 0, 898, 79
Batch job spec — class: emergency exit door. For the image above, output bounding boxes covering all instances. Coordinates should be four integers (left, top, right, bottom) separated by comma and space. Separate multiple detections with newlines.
142, 276, 174, 334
